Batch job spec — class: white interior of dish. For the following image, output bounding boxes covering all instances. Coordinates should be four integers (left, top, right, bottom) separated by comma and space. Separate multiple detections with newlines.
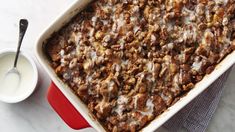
35, 0, 235, 131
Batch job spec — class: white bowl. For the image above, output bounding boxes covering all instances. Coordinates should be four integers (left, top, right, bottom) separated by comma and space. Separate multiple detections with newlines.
0, 49, 38, 103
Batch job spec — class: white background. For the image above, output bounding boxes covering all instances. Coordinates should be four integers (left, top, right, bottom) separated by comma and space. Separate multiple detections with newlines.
0, 0, 234, 132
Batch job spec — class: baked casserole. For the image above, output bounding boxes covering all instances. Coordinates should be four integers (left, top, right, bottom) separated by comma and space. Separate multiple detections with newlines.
45, 0, 235, 131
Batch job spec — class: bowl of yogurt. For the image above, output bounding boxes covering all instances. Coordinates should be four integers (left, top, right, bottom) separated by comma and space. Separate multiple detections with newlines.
0, 49, 38, 103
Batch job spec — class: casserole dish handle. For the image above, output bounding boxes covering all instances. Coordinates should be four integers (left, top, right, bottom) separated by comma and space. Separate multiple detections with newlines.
47, 82, 90, 129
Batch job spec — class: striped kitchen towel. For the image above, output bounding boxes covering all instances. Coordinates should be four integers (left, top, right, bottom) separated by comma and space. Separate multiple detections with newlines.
163, 67, 233, 132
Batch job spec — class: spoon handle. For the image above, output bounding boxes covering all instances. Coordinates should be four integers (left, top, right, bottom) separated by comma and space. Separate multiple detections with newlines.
13, 19, 28, 68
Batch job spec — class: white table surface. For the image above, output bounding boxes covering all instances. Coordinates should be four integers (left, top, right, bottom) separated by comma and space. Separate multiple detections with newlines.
0, 1, 234, 132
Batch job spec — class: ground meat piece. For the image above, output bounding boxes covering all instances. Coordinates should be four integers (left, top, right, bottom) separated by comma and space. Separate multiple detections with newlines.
134, 93, 148, 111
153, 95, 167, 115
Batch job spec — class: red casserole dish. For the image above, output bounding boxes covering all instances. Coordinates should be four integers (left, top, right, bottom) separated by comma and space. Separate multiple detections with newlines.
35, 0, 235, 131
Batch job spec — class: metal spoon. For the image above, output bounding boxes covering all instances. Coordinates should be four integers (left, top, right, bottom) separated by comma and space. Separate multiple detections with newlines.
5, 19, 28, 81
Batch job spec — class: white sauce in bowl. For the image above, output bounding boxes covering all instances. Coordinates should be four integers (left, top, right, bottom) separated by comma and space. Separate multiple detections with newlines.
0, 52, 37, 103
